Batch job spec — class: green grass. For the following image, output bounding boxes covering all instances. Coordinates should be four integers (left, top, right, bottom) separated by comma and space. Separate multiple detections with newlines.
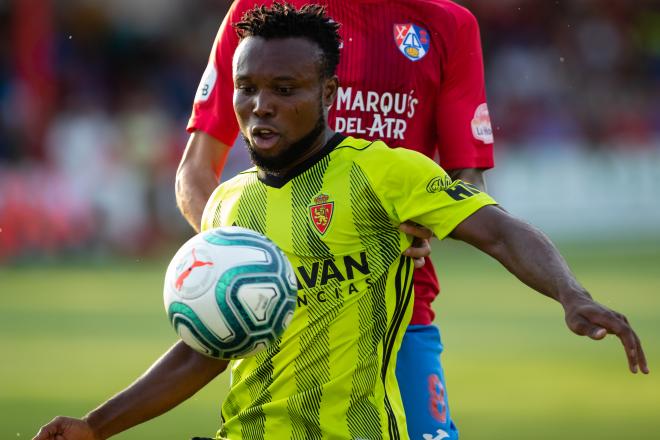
2, 239, 659, 439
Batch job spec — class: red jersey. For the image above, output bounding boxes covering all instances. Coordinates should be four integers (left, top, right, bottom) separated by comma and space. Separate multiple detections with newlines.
188, 0, 495, 325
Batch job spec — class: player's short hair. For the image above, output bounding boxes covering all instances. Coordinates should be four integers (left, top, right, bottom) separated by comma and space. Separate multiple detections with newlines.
234, 2, 341, 78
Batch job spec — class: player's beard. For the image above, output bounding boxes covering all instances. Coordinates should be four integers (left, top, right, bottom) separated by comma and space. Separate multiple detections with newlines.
244, 107, 326, 176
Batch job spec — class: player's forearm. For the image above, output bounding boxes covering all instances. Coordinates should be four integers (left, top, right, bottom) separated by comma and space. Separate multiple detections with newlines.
84, 341, 228, 439
490, 219, 589, 304
453, 207, 589, 305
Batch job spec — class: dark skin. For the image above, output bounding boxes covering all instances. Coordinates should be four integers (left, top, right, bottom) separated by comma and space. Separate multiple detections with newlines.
33, 35, 647, 440
232, 37, 336, 176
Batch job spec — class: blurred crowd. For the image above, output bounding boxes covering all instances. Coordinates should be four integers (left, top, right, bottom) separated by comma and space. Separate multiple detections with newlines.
0, 0, 235, 260
1, 0, 659, 261
464, 0, 660, 151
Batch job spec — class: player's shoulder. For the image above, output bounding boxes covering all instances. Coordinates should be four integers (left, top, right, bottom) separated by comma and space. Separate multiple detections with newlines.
229, 166, 258, 183
409, 0, 479, 31
413, 0, 476, 18
215, 167, 258, 192
203, 167, 257, 226
333, 135, 391, 159
335, 135, 437, 169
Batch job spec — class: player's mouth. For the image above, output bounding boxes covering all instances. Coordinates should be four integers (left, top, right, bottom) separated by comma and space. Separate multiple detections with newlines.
250, 126, 281, 151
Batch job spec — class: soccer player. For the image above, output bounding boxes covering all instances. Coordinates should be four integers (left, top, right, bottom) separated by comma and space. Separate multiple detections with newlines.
34, 4, 647, 440
177, 1, 493, 437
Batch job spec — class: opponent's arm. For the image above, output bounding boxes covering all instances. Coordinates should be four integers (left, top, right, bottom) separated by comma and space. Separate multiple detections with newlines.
449, 205, 648, 374
33, 341, 229, 440
176, 131, 231, 232
447, 168, 487, 192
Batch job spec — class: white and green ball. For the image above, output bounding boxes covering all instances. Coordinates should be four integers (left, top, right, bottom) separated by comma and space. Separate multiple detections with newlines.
163, 226, 297, 359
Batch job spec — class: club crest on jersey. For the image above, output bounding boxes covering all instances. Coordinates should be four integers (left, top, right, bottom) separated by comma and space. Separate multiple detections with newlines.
309, 194, 334, 235
394, 23, 430, 61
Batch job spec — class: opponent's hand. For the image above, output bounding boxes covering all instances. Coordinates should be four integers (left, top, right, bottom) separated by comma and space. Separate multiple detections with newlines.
562, 295, 649, 374
33, 416, 101, 440
399, 221, 433, 269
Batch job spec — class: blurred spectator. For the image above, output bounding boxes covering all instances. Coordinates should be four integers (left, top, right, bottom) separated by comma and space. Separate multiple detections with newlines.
461, 0, 660, 149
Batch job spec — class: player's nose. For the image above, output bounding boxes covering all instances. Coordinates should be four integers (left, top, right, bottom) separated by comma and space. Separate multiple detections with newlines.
252, 90, 275, 118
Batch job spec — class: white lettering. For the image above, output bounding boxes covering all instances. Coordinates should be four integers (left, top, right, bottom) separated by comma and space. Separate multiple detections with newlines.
369, 113, 385, 138
394, 93, 407, 115
366, 91, 379, 113
346, 117, 357, 133
351, 90, 365, 112
354, 117, 367, 134
408, 98, 419, 118
335, 117, 346, 132
380, 93, 393, 116
393, 119, 407, 140
333, 89, 418, 139
336, 87, 352, 111
384, 117, 397, 138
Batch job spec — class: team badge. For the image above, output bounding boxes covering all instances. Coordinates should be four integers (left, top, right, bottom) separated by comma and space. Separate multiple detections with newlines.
394, 23, 430, 61
309, 194, 334, 235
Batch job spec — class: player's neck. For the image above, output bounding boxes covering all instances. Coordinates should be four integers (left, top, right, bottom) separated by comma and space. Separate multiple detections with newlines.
257, 130, 344, 188
257, 128, 337, 178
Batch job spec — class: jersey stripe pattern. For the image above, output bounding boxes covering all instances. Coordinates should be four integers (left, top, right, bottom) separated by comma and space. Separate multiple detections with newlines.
288, 156, 335, 440
201, 136, 497, 439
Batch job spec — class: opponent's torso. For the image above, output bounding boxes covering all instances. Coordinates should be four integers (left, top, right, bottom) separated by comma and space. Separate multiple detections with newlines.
327, 0, 442, 153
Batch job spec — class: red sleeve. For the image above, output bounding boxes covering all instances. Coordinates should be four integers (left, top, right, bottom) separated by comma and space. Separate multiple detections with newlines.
186, 1, 247, 146
435, 4, 494, 170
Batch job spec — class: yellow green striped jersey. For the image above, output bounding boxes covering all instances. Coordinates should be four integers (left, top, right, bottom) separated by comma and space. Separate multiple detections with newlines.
201, 134, 497, 440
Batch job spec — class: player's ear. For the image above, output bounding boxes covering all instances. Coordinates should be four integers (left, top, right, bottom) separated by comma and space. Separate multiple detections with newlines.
322, 75, 339, 108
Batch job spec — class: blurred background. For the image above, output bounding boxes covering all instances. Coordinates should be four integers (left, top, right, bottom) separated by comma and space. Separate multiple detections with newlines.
1, 0, 659, 259
1, 0, 659, 439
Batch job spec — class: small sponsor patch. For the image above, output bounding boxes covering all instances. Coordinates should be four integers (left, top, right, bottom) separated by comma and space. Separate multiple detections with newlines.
426, 175, 452, 193
309, 194, 334, 234
194, 61, 217, 103
394, 23, 430, 61
471, 103, 494, 144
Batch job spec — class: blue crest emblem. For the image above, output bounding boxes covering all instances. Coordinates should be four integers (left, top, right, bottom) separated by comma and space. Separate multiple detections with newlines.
393, 23, 430, 61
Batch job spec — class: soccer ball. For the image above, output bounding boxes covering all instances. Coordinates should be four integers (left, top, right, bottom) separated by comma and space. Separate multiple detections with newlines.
163, 226, 297, 359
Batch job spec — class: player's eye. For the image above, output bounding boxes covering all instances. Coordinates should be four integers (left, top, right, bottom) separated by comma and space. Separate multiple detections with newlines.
276, 86, 293, 95
237, 85, 256, 94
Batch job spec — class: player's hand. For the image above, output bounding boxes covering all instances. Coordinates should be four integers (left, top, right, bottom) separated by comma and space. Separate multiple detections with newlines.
562, 294, 649, 374
399, 221, 433, 269
33, 416, 101, 440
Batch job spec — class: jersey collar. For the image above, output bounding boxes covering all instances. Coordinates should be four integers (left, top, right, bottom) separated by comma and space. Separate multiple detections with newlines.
257, 133, 346, 188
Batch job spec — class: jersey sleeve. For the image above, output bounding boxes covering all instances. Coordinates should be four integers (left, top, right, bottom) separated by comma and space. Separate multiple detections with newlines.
362, 145, 497, 240
186, 1, 248, 146
435, 4, 494, 170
